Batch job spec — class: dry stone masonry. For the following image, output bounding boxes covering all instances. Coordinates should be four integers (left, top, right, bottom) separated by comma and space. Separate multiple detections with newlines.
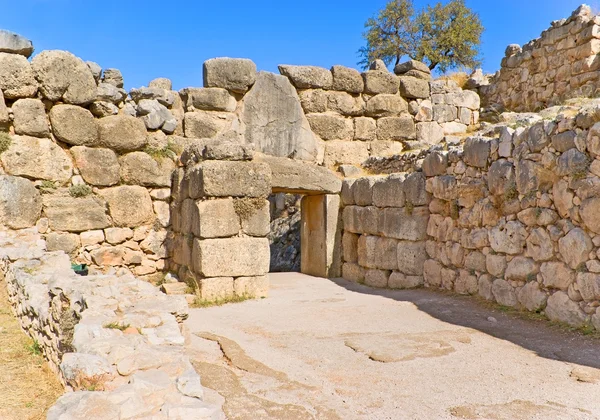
483, 5, 600, 112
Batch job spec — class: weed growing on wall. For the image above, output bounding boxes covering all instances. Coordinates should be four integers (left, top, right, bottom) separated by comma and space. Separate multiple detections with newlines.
0, 132, 11, 154
68, 184, 92, 198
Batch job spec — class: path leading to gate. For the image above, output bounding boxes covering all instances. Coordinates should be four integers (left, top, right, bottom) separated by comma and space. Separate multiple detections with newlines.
185, 273, 600, 420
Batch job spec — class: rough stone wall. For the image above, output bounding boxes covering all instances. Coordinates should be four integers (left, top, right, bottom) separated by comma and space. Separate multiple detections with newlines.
268, 193, 302, 272
483, 5, 600, 112
169, 142, 271, 301
0, 227, 222, 418
342, 104, 600, 332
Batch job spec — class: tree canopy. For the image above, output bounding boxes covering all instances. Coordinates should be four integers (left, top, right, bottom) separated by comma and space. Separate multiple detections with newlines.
358, 0, 483, 73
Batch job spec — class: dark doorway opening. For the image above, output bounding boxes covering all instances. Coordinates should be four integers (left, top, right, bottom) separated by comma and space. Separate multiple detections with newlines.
268, 193, 302, 272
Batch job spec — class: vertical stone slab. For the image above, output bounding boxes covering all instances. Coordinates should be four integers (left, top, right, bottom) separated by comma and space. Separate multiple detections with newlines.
300, 194, 341, 278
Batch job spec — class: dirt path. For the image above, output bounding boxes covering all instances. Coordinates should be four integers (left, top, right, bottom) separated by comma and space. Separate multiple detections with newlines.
185, 273, 600, 420
0, 281, 63, 420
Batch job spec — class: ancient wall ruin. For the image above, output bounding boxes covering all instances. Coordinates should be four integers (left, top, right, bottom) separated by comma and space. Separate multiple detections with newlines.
341, 104, 600, 332
483, 5, 600, 112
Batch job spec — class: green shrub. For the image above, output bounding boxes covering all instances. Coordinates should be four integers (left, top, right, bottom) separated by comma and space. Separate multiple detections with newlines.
0, 132, 11, 154
69, 184, 92, 198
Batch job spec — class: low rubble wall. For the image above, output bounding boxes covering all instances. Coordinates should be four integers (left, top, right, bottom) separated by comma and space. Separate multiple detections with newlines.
0, 227, 223, 419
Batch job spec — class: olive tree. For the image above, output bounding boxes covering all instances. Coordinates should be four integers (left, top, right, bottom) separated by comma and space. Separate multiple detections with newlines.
359, 0, 483, 72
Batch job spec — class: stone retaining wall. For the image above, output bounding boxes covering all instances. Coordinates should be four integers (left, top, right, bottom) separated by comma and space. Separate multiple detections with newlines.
483, 5, 600, 112
342, 103, 600, 332
0, 227, 222, 419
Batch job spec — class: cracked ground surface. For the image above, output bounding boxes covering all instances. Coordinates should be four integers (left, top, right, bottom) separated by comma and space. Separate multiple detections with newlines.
185, 273, 600, 419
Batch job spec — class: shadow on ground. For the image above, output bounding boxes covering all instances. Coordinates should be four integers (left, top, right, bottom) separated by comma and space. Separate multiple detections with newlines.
331, 278, 600, 370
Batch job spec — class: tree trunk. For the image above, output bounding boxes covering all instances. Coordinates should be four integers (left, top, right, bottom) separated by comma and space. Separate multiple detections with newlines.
429, 62, 438, 71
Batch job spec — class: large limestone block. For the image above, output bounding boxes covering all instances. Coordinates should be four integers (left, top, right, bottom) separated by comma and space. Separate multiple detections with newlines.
422, 151, 448, 177
372, 174, 405, 207
1, 135, 73, 182
306, 112, 353, 141
342, 231, 359, 263
193, 198, 240, 238
257, 156, 341, 194
505, 257, 539, 281
488, 160, 515, 196
331, 65, 364, 93
31, 50, 96, 104
463, 137, 491, 168
399, 76, 430, 99
579, 197, 600, 234
423, 259, 443, 287
352, 177, 376, 206
492, 279, 517, 307
203, 57, 257, 93
241, 72, 319, 161
97, 115, 148, 152
183, 110, 234, 139
364, 269, 390, 288
0, 30, 33, 57
396, 241, 427, 275
43, 194, 110, 232
541, 262, 574, 291
394, 60, 431, 75
517, 282, 547, 312
237, 198, 270, 237
354, 117, 377, 141
374, 237, 399, 271
0, 52, 38, 98
99, 186, 155, 227
46, 232, 81, 255
234, 276, 269, 298
416, 122, 444, 145
365, 94, 408, 117
49, 105, 99, 146
71, 146, 120, 186
12, 98, 50, 137
576, 273, 600, 301
182, 87, 237, 112
192, 237, 270, 277
377, 116, 416, 141
558, 228, 593, 269
0, 176, 42, 229
455, 270, 478, 295
380, 207, 429, 241
119, 152, 175, 187
188, 161, 271, 198
404, 172, 430, 206
488, 221, 527, 255
546, 291, 588, 328
197, 277, 235, 301
357, 235, 378, 268
343, 206, 380, 235
428, 175, 457, 201
278, 65, 333, 89
362, 70, 399, 94
342, 262, 365, 283
447, 90, 480, 110
323, 141, 369, 167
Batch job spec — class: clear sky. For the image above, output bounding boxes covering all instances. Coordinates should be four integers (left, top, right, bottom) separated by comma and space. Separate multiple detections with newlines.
0, 0, 591, 90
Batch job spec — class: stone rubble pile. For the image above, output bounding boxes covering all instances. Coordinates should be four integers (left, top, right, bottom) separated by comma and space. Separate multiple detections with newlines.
341, 101, 600, 331
483, 5, 600, 112
1, 227, 223, 419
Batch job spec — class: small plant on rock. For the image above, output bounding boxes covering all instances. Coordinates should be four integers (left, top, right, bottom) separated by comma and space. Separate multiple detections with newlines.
526, 273, 537, 282
191, 294, 252, 309
69, 184, 92, 198
450, 200, 460, 220
576, 263, 588, 273
234, 198, 265, 221
503, 183, 518, 202
39, 180, 57, 194
26, 340, 42, 356
103, 322, 131, 331
144, 144, 177, 161
405, 199, 414, 216
0, 132, 11, 154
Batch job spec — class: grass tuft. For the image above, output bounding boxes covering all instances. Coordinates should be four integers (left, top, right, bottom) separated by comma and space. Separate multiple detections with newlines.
103, 322, 131, 331
190, 294, 252, 309
405, 199, 414, 216
0, 132, 11, 154
144, 144, 178, 161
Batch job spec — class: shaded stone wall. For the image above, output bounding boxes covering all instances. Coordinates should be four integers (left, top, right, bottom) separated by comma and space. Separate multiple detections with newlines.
341, 104, 600, 332
483, 5, 600, 112
268, 193, 302, 272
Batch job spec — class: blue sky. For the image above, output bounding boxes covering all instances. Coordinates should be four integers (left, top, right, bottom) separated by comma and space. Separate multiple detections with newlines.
0, 0, 590, 90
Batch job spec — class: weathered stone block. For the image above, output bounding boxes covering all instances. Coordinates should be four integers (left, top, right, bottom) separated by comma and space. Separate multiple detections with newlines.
576, 273, 600, 301
192, 237, 270, 277
97, 115, 148, 152
278, 65, 333, 89
372, 174, 405, 207
234, 276, 269, 298
374, 237, 399, 271
362, 70, 399, 95
546, 291, 588, 328
423, 259, 443, 287
43, 194, 110, 232
364, 269, 390, 288
12, 98, 49, 138
399, 76, 430, 99
342, 262, 365, 283
488, 221, 527, 255
238, 198, 270, 237
342, 231, 359, 263
46, 232, 81, 255
353, 177, 377, 206
0, 52, 38, 99
188, 161, 271, 199
380, 207, 428, 241
492, 279, 517, 307
455, 269, 478, 295
388, 272, 423, 289
203, 58, 257, 93
182, 87, 237, 112
99, 186, 154, 228
71, 146, 120, 187
0, 176, 42, 229
354, 117, 377, 141
183, 110, 233, 139
365, 94, 407, 117
377, 116, 416, 141
49, 105, 98, 146
193, 198, 240, 239
396, 241, 426, 275
517, 282, 547, 312
463, 137, 491, 168
197, 277, 235, 301
331, 65, 364, 93
505, 257, 539, 281
323, 141, 369, 167
306, 113, 353, 141
558, 228, 593, 269
416, 122, 444, 145
119, 152, 175, 188
404, 172, 430, 206
540, 261, 574, 291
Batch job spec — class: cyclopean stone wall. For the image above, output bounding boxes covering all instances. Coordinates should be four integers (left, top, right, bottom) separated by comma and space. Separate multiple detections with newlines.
0, 29, 479, 286
341, 103, 600, 332
482, 5, 600, 112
